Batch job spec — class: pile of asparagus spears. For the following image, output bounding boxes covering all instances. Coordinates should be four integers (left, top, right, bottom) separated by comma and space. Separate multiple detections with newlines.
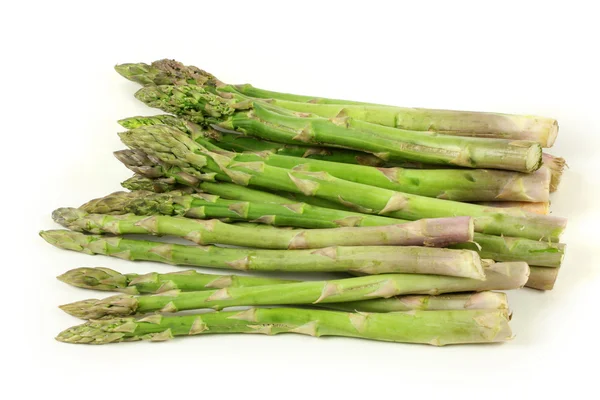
41, 59, 567, 346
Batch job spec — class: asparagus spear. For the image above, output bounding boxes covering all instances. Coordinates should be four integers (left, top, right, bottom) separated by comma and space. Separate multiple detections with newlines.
261, 98, 559, 148
326, 291, 508, 313
79, 189, 424, 227
58, 267, 508, 312
53, 207, 476, 249
116, 151, 350, 211
59, 264, 527, 319
57, 267, 294, 294
473, 201, 549, 215
56, 307, 513, 346
118, 125, 566, 240
120, 115, 389, 167
194, 184, 566, 268
116, 59, 557, 147
81, 190, 407, 229
527, 266, 560, 291
39, 230, 485, 277
119, 115, 551, 202
543, 153, 566, 192
133, 84, 543, 173
83, 189, 565, 268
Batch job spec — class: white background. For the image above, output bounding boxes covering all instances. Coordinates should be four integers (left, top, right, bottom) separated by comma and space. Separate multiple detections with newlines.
3, 0, 599, 398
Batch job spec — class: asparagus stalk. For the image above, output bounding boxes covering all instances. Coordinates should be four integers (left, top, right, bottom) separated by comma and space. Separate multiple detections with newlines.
56, 307, 513, 346
451, 235, 564, 268
57, 267, 294, 294
119, 125, 566, 240
80, 190, 564, 269
133, 84, 543, 173
543, 153, 566, 192
116, 150, 350, 211
39, 230, 485, 277
526, 266, 560, 291
261, 98, 559, 148
110, 179, 567, 268
59, 265, 526, 319
116, 59, 558, 147
120, 115, 389, 167
119, 115, 551, 202
81, 190, 406, 229
78, 189, 436, 228
200, 185, 565, 267
473, 201, 549, 215
53, 207, 476, 249
58, 267, 508, 312
326, 291, 508, 313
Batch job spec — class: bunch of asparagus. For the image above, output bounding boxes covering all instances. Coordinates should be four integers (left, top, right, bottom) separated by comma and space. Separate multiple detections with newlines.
42, 59, 567, 346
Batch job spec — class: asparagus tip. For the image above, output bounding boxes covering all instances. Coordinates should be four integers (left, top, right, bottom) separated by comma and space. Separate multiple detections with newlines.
59, 295, 138, 320
56, 318, 135, 345
57, 267, 131, 292
52, 207, 89, 229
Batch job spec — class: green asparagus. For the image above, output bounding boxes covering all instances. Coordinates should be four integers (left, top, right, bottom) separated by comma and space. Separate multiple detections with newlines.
59, 265, 527, 319
133, 84, 543, 172
57, 267, 294, 294
58, 267, 508, 312
119, 115, 389, 167
80, 190, 565, 268
116, 59, 558, 147
326, 291, 508, 313
118, 125, 566, 240
53, 207, 476, 249
56, 307, 513, 346
119, 115, 551, 202
40, 230, 484, 278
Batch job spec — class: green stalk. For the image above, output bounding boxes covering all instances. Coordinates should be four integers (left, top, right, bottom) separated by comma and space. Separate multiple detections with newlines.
53, 207, 476, 250
259, 98, 559, 148
59, 265, 526, 319
232, 149, 550, 202
58, 267, 508, 312
134, 84, 543, 172
119, 125, 566, 240
196, 184, 565, 269
78, 189, 444, 229
472, 201, 549, 215
326, 291, 508, 313
56, 307, 513, 346
39, 230, 484, 277
115, 59, 558, 147
120, 115, 550, 202
119, 115, 388, 167
57, 267, 294, 294
105, 177, 566, 267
